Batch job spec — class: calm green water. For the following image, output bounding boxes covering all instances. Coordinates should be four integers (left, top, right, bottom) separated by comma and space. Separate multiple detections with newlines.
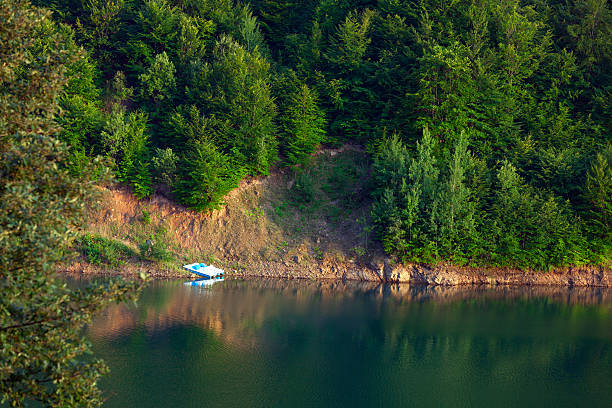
89, 279, 612, 407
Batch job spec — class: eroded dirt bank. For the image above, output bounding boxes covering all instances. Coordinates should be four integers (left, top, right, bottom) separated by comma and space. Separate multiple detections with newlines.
65, 233, 612, 289
63, 149, 611, 287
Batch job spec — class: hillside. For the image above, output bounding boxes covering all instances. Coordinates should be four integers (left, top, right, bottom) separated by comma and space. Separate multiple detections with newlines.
31, 0, 609, 277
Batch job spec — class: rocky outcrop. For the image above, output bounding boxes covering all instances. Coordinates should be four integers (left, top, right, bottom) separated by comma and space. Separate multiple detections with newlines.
203, 259, 612, 287
378, 260, 611, 287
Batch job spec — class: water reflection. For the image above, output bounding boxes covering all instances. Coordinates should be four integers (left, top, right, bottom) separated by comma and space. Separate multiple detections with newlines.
88, 279, 612, 407
90, 279, 612, 343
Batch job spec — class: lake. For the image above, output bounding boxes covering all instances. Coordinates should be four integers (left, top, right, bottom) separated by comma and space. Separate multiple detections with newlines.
88, 278, 612, 407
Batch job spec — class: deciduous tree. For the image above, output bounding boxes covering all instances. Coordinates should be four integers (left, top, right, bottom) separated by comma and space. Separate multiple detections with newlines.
0, 3, 138, 405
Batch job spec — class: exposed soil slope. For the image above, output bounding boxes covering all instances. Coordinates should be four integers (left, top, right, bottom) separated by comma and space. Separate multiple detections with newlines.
67, 148, 383, 278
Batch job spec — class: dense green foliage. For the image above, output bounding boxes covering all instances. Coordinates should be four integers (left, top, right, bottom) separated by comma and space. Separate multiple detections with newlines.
0, 1, 138, 406
366, 0, 611, 268
31, 0, 611, 268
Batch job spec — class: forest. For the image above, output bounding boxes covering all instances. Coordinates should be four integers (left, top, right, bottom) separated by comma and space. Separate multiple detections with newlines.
28, 0, 612, 269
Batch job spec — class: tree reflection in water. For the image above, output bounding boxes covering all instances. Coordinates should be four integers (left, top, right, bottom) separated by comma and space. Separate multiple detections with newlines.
88, 278, 612, 408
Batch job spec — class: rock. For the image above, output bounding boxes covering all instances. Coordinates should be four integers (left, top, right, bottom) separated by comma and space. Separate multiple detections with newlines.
367, 259, 384, 280
369, 258, 384, 270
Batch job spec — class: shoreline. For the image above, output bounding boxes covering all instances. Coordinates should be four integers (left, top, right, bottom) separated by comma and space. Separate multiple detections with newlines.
60, 258, 612, 288
75, 172, 611, 290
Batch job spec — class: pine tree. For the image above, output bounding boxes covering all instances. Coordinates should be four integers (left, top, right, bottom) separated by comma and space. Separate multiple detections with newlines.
585, 149, 612, 242
281, 84, 327, 164
78, 0, 125, 71
204, 36, 278, 175
434, 130, 477, 261
125, 0, 180, 73
101, 106, 153, 198
174, 140, 245, 211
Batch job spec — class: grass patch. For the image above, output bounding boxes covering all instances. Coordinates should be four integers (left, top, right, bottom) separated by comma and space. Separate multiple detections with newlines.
290, 169, 317, 207
284, 150, 370, 217
201, 253, 217, 265
266, 150, 373, 255
244, 207, 265, 220
286, 152, 368, 207
78, 234, 137, 267
273, 202, 288, 218
321, 152, 370, 209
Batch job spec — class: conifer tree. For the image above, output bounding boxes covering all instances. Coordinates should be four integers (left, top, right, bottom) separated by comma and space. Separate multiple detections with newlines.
16, 0, 612, 264
281, 84, 327, 164
174, 140, 244, 211
101, 106, 153, 198
435, 131, 477, 260
205, 36, 278, 175
585, 149, 612, 243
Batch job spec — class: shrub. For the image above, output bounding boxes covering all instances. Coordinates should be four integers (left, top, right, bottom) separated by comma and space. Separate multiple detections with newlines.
141, 209, 151, 224
151, 147, 178, 186
138, 234, 173, 261
290, 169, 315, 205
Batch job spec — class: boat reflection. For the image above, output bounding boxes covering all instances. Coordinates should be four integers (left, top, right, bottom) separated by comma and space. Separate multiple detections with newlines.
184, 277, 225, 287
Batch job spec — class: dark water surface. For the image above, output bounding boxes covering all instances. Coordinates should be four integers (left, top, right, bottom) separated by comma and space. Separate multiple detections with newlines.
88, 279, 612, 407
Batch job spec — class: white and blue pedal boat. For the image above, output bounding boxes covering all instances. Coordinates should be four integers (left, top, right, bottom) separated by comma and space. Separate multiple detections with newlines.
183, 263, 224, 279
